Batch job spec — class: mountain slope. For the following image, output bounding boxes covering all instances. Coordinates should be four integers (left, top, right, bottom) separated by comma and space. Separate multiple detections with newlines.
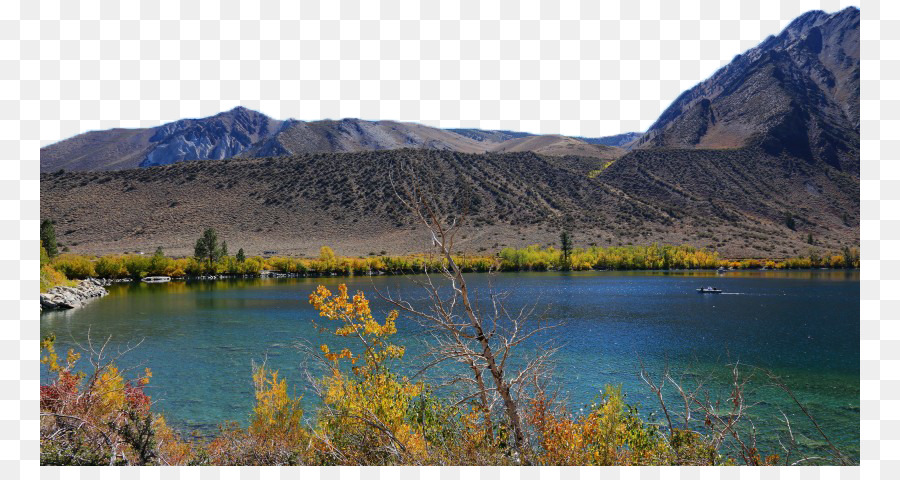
39, 150, 658, 256
39, 128, 159, 172
40, 107, 282, 172
488, 135, 625, 160
577, 132, 642, 148
631, 7, 859, 172
41, 146, 857, 258
42, 115, 627, 171
239, 118, 489, 157
447, 128, 535, 143
140, 107, 283, 167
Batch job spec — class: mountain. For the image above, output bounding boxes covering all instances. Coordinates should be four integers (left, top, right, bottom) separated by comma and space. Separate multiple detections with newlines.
40, 107, 282, 172
488, 135, 624, 160
450, 128, 640, 149
577, 132, 642, 148
39, 9, 859, 258
238, 118, 489, 157
42, 115, 629, 172
447, 128, 535, 143
139, 107, 283, 167
630, 7, 859, 172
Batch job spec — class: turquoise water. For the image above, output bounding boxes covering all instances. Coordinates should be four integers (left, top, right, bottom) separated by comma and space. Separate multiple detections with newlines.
40, 270, 859, 461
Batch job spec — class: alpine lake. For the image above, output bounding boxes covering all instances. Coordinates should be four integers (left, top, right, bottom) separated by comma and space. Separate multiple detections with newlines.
40, 270, 860, 462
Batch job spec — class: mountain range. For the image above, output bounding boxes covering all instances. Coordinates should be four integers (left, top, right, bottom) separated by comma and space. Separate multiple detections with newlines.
40, 7, 860, 258
40, 108, 627, 173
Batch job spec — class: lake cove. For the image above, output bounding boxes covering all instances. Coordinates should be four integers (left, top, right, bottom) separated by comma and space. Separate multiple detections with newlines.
40, 270, 860, 460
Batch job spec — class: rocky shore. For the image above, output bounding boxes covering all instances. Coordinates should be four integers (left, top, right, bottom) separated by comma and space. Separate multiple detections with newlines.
40, 278, 109, 310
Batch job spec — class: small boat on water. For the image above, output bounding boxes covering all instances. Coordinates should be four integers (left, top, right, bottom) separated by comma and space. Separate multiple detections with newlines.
141, 276, 172, 283
697, 286, 723, 294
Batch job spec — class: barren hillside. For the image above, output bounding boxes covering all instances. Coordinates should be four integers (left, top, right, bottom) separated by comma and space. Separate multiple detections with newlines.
41, 148, 857, 258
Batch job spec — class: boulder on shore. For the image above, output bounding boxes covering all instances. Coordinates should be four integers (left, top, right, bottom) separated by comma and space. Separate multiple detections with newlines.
40, 278, 109, 310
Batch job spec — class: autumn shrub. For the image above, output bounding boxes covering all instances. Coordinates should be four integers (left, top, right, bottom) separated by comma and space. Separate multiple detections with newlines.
41, 243, 51, 267
184, 258, 207, 276
168, 258, 191, 277
40, 243, 76, 292
148, 253, 174, 276
122, 255, 153, 280
308, 284, 428, 464
51, 254, 96, 279
39, 334, 191, 465
41, 264, 74, 292
528, 386, 669, 465
94, 256, 128, 279
499, 244, 722, 271
206, 363, 309, 465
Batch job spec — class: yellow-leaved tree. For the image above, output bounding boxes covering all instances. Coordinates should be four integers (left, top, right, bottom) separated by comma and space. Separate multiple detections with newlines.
207, 361, 308, 465
309, 284, 427, 464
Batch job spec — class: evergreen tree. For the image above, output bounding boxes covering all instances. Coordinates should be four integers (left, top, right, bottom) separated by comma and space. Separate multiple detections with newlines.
221, 241, 228, 257
194, 228, 224, 267
841, 245, 857, 268
559, 231, 572, 270
236, 248, 246, 263
41, 219, 58, 258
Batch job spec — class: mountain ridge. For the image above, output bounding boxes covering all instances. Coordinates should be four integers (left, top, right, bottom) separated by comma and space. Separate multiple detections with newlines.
41, 112, 635, 172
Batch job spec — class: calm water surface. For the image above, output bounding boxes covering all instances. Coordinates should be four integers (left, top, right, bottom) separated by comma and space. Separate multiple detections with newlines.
40, 270, 859, 460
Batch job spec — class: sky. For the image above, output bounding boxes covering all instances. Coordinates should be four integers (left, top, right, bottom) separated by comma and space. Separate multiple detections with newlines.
29, 0, 861, 145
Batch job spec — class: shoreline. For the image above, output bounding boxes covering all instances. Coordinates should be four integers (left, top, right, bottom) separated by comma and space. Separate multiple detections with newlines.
98, 266, 863, 284
39, 278, 110, 310
39, 266, 861, 310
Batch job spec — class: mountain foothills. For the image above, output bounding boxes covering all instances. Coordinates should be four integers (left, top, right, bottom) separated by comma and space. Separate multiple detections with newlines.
40, 8, 859, 259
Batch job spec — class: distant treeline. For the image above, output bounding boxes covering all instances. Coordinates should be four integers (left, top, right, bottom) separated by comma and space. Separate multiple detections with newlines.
500, 244, 860, 271
44, 244, 860, 284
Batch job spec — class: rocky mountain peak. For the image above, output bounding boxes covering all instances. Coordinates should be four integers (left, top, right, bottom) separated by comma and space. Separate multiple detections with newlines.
631, 7, 859, 172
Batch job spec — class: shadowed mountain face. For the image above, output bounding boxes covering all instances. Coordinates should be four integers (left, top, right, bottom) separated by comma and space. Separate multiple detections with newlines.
631, 7, 859, 172
39, 107, 283, 172
140, 107, 283, 167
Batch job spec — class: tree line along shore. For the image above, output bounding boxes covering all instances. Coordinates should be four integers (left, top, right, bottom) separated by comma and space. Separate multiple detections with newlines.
40, 228, 861, 294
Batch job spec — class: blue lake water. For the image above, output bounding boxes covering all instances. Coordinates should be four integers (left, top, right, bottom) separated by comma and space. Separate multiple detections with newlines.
40, 270, 859, 461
